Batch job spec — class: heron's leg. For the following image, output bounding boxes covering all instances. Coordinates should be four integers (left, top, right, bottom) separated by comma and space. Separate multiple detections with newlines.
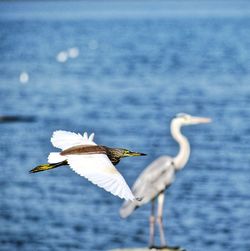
157, 192, 167, 247
149, 198, 155, 247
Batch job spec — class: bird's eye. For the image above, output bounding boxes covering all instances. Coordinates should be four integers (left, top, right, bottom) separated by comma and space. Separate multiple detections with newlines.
175, 113, 190, 120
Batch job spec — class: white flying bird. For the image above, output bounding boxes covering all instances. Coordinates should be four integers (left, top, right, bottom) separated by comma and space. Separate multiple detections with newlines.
31, 130, 146, 201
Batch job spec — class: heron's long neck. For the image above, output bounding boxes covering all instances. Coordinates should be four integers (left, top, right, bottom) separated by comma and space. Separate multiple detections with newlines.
171, 122, 190, 171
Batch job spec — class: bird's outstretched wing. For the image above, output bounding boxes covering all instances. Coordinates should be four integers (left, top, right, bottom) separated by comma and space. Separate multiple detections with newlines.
48, 131, 96, 163
67, 154, 136, 201
51, 130, 96, 150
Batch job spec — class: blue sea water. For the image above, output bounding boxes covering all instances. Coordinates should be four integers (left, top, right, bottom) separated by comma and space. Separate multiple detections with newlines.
1, 1, 250, 251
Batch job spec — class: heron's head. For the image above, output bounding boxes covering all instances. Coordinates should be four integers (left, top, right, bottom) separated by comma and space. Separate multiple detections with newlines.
103, 147, 146, 165
102, 146, 146, 163
173, 113, 212, 126
109, 148, 146, 159
120, 149, 147, 158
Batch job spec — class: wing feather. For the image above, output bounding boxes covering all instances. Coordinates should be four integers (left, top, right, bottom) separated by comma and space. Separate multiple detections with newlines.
67, 154, 135, 201
51, 130, 96, 150
48, 152, 67, 163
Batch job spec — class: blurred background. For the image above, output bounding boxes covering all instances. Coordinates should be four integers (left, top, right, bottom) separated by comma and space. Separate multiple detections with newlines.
1, 1, 250, 250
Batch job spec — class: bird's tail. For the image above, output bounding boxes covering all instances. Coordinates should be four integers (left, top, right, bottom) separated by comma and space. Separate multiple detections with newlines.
29, 160, 67, 173
119, 200, 138, 218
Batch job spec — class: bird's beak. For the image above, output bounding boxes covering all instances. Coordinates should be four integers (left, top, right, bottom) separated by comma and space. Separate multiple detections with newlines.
124, 151, 147, 157
190, 116, 212, 124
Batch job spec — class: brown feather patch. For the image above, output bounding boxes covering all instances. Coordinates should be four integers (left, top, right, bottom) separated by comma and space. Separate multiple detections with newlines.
60, 145, 107, 156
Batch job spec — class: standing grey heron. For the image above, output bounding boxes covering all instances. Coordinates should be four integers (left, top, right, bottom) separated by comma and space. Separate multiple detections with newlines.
120, 113, 211, 248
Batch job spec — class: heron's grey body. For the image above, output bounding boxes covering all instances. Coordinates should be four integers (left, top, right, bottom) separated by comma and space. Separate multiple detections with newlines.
120, 113, 211, 248
120, 156, 175, 218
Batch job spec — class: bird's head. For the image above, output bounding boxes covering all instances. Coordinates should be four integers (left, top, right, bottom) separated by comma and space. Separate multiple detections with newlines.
121, 149, 147, 158
173, 113, 212, 126
108, 148, 146, 159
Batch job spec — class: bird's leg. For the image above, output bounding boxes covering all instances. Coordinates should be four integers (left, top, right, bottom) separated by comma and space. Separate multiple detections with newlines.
149, 198, 155, 248
157, 192, 167, 247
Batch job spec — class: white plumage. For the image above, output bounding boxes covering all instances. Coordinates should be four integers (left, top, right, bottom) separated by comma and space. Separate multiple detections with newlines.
48, 152, 66, 163
67, 154, 135, 201
51, 130, 96, 150
48, 130, 136, 201
48, 130, 96, 164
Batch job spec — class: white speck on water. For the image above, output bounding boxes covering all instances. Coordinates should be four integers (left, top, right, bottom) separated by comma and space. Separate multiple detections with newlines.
68, 47, 79, 58
56, 51, 68, 63
19, 71, 29, 84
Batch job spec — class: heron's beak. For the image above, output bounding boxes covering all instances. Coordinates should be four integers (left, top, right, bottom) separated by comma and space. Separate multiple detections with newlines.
124, 151, 147, 157
191, 116, 212, 124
